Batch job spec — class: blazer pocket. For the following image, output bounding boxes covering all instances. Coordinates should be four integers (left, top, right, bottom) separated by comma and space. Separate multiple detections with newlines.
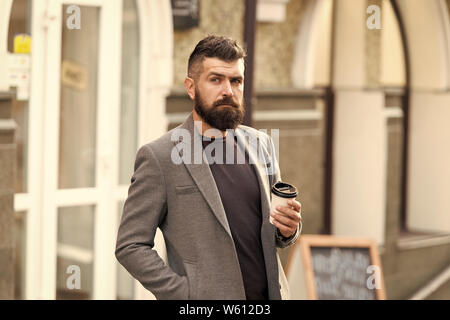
183, 261, 198, 300
175, 185, 199, 195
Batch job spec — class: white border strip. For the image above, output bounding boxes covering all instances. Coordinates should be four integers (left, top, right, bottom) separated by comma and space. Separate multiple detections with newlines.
15, 186, 128, 212
409, 264, 450, 300
54, 188, 99, 206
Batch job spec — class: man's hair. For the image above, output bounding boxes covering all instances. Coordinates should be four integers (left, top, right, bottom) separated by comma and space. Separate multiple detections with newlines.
187, 35, 246, 79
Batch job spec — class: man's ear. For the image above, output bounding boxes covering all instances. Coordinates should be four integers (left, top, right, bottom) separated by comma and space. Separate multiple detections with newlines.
184, 77, 195, 100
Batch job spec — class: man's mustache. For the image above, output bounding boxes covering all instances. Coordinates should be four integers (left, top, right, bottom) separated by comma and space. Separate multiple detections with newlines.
213, 97, 240, 109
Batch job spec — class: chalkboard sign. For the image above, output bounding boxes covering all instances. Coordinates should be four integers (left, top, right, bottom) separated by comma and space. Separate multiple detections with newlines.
285, 235, 386, 300
171, 0, 200, 30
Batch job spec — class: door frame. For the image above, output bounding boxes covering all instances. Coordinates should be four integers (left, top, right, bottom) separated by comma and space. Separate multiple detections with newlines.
14, 0, 172, 300
35, 0, 122, 300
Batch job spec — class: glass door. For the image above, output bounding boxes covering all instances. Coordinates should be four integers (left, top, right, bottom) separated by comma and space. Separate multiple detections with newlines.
41, 0, 122, 299
23, 0, 148, 300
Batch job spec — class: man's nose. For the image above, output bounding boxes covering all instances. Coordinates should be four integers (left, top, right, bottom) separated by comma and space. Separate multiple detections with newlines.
221, 80, 233, 97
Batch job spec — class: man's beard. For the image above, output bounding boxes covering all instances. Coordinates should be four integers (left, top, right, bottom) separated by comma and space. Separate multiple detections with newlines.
194, 88, 245, 131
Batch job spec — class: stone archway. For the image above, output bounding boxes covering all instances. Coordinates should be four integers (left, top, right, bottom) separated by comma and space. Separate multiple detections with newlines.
291, 0, 333, 88
394, 0, 450, 233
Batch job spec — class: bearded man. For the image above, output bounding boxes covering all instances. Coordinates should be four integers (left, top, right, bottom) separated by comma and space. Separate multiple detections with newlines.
115, 35, 302, 300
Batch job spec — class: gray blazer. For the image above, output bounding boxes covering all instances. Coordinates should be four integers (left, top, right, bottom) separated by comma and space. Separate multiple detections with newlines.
115, 113, 300, 300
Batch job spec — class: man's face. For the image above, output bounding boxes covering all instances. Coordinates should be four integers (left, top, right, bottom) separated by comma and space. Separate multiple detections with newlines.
192, 57, 245, 131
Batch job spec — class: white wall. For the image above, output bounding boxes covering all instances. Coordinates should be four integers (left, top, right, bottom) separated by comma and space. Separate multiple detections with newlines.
407, 92, 450, 233
331, 0, 387, 245
332, 90, 386, 243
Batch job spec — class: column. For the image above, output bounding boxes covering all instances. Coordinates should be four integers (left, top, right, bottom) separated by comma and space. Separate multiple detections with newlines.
331, 0, 386, 244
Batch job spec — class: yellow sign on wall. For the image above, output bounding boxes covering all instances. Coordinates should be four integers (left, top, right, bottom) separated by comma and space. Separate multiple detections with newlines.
14, 34, 31, 54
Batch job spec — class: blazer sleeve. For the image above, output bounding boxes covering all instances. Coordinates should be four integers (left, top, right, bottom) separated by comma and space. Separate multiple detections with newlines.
264, 133, 302, 249
115, 144, 188, 299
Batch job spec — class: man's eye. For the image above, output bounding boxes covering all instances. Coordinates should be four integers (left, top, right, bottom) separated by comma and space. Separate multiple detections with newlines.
232, 79, 242, 84
211, 78, 219, 82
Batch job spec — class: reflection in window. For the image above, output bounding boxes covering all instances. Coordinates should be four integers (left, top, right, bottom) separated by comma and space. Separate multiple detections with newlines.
58, 6, 99, 189
56, 206, 95, 299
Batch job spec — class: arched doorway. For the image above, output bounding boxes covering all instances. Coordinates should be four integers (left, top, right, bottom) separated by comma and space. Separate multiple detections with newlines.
393, 0, 450, 234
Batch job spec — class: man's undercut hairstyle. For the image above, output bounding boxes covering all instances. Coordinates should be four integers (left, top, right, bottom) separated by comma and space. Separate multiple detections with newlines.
188, 35, 247, 80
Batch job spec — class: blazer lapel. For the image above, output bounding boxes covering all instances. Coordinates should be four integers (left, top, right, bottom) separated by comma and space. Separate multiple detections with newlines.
173, 113, 233, 237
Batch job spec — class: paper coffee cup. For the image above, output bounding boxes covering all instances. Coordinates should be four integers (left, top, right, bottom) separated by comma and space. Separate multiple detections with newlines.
270, 181, 298, 225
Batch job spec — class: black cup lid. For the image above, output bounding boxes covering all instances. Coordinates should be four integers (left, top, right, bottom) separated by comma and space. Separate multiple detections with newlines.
271, 181, 298, 198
